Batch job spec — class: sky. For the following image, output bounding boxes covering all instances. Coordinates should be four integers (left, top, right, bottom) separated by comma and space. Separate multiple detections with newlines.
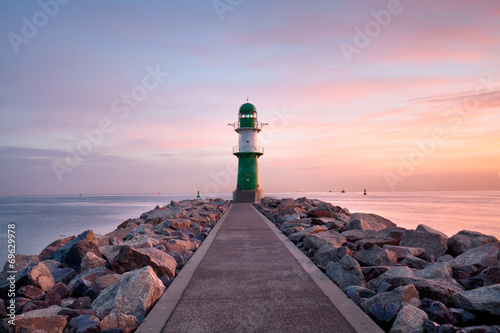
1, 0, 500, 195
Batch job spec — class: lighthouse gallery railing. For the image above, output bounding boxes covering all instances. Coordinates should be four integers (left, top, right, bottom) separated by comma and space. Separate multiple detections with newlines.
232, 146, 264, 154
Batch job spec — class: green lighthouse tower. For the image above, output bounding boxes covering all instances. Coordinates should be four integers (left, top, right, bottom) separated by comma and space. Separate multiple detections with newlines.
230, 102, 266, 203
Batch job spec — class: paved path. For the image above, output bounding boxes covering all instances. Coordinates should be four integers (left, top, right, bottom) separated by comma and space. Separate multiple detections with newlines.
138, 203, 383, 333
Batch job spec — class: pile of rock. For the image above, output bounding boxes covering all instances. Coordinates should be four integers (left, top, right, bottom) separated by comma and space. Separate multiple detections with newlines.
256, 197, 500, 333
0, 198, 230, 333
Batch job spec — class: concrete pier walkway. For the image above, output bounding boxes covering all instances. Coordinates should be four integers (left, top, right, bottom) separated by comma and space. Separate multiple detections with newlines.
137, 203, 383, 333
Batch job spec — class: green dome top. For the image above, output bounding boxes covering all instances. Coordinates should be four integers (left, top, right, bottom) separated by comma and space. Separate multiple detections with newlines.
239, 102, 257, 114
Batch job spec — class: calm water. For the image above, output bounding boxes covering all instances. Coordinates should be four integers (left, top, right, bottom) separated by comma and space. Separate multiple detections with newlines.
1, 191, 499, 266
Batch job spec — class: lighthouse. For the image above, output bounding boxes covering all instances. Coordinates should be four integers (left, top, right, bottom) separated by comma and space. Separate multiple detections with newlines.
229, 102, 266, 203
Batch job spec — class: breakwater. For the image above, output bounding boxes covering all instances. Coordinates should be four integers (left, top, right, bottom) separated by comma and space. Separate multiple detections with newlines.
0, 198, 230, 332
255, 197, 500, 333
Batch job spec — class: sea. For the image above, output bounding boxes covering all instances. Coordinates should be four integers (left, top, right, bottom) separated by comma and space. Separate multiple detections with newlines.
1, 191, 499, 266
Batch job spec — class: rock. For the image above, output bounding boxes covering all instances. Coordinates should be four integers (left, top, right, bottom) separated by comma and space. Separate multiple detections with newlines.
51, 267, 78, 285
403, 255, 429, 270
13, 297, 31, 314
70, 278, 101, 300
449, 308, 476, 326
400, 230, 448, 262
344, 285, 377, 298
141, 206, 187, 220
415, 262, 455, 281
276, 199, 296, 212
389, 304, 428, 333
41, 291, 62, 306
362, 266, 391, 282
356, 227, 406, 249
18, 262, 55, 292
57, 307, 98, 320
303, 229, 346, 251
168, 218, 192, 230
341, 230, 376, 242
91, 266, 165, 318
99, 311, 139, 332
461, 325, 500, 333
21, 300, 49, 313
52, 230, 98, 263
345, 288, 362, 305
16, 285, 45, 300
0, 254, 39, 297
307, 208, 335, 218
416, 224, 449, 240
0, 299, 6, 319
116, 246, 177, 277
454, 242, 500, 269
314, 246, 353, 267
360, 285, 421, 313
447, 230, 499, 257
483, 266, 500, 286
162, 239, 198, 253
64, 241, 102, 272
452, 284, 500, 316
422, 298, 456, 325
437, 255, 459, 268
51, 282, 70, 298
95, 274, 121, 290
15, 305, 66, 333
288, 225, 328, 244
72, 296, 92, 309
354, 245, 398, 266
326, 256, 366, 289
80, 252, 106, 272
383, 245, 426, 260
39, 236, 76, 260
423, 319, 440, 333
369, 302, 400, 329
347, 213, 397, 231
367, 266, 416, 290
66, 314, 100, 333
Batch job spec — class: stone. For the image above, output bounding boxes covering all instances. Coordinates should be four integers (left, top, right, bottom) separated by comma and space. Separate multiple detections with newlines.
288, 225, 328, 244
461, 325, 500, 333
344, 285, 377, 298
162, 239, 198, 253
400, 230, 448, 262
383, 245, 426, 260
21, 300, 49, 313
347, 212, 396, 231
449, 308, 476, 327
72, 296, 92, 309
422, 298, 456, 325
303, 229, 346, 251
116, 245, 177, 277
95, 274, 121, 290
345, 288, 362, 305
415, 262, 455, 281
0, 255, 39, 297
52, 230, 98, 263
91, 266, 165, 318
51, 267, 78, 285
63, 241, 102, 272
66, 314, 100, 333
41, 291, 62, 306
423, 320, 440, 333
168, 218, 191, 230
99, 311, 139, 332
483, 266, 500, 286
80, 252, 106, 272
326, 255, 366, 289
39, 236, 76, 260
369, 302, 400, 329
0, 299, 6, 319
70, 278, 101, 300
51, 282, 70, 298
447, 230, 498, 257
16, 285, 45, 300
362, 266, 391, 282
276, 199, 296, 211
15, 314, 67, 333
314, 246, 353, 267
416, 224, 449, 240
341, 230, 376, 242
356, 228, 406, 249
367, 266, 416, 290
18, 262, 55, 292
360, 285, 421, 313
437, 255, 459, 268
57, 307, 98, 320
451, 284, 500, 316
454, 242, 500, 269
354, 245, 398, 266
403, 254, 429, 270
389, 304, 428, 333
141, 206, 187, 220
307, 208, 335, 218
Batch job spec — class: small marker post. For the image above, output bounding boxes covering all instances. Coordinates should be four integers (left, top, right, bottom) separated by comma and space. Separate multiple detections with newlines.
196, 190, 201, 198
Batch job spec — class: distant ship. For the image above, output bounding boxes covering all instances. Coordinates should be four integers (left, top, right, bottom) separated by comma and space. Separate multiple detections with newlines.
341, 188, 345, 193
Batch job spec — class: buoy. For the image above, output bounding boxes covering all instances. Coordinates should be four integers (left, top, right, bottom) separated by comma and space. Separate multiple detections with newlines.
196, 190, 201, 198
363, 189, 367, 195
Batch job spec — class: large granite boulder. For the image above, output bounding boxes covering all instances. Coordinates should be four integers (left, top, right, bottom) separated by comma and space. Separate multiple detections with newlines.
341, 230, 376, 242
356, 228, 406, 249
416, 224, 449, 239
65, 314, 100, 333
447, 230, 499, 257
63, 241, 102, 272
16, 285, 44, 300
52, 230, 98, 263
383, 245, 426, 261
303, 230, 346, 251
400, 230, 448, 262
91, 266, 165, 318
80, 252, 106, 272
326, 255, 366, 289
421, 298, 456, 325
15, 305, 67, 333
18, 262, 55, 292
141, 206, 187, 220
39, 236, 76, 261
360, 285, 421, 313
454, 242, 500, 269
99, 311, 139, 332
451, 284, 500, 316
346, 213, 396, 232
389, 304, 428, 333
288, 225, 328, 244
314, 246, 353, 267
116, 245, 177, 277
354, 245, 398, 267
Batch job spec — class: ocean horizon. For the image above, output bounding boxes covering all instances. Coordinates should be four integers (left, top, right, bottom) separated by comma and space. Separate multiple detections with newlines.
1, 190, 499, 266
